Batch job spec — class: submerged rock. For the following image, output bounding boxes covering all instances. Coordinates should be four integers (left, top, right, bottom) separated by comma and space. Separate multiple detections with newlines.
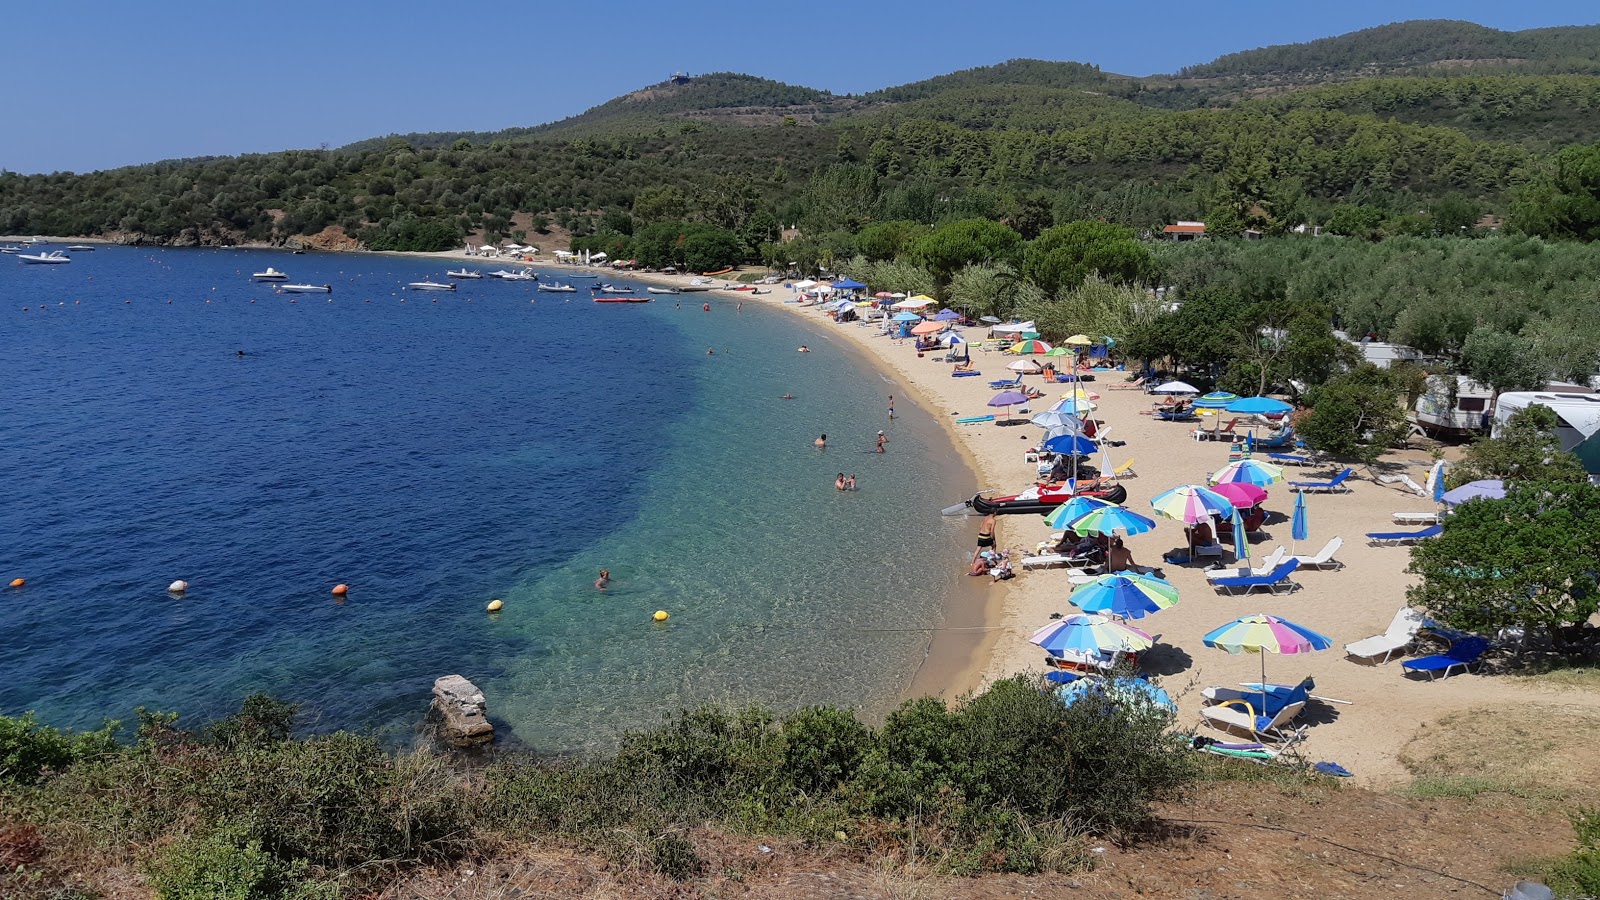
431, 675, 494, 747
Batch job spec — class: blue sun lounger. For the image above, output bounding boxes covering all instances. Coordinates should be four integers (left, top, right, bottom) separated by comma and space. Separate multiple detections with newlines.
1366, 524, 1442, 546
1289, 467, 1354, 493
1210, 559, 1301, 595
1402, 636, 1489, 680
956, 414, 995, 425
951, 370, 981, 377
1268, 452, 1314, 467
987, 374, 1023, 389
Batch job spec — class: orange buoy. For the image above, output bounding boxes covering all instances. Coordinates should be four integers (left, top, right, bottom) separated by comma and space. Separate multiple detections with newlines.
8, 578, 23, 588
331, 583, 349, 596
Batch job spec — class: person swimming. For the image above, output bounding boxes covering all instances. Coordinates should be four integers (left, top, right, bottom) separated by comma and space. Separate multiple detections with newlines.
782, 393, 795, 400
814, 434, 827, 449
875, 431, 888, 453
595, 569, 610, 590
846, 474, 857, 490
835, 473, 847, 491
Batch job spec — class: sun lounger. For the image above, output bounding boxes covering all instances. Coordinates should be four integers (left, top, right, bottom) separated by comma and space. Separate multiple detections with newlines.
1366, 524, 1442, 545
955, 415, 995, 425
951, 370, 981, 378
987, 375, 1023, 389
1108, 458, 1137, 480
1193, 541, 1224, 559
1391, 511, 1440, 525
1253, 429, 1297, 450
1401, 636, 1490, 680
1201, 677, 1314, 740
1156, 409, 1197, 422
1111, 376, 1146, 390
1205, 546, 1287, 582
1289, 467, 1354, 493
1345, 608, 1426, 664
1021, 553, 1090, 570
1210, 559, 1300, 595
1268, 452, 1315, 467
1290, 536, 1344, 570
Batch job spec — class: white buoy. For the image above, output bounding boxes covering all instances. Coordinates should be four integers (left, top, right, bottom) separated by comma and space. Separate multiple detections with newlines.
168, 580, 189, 593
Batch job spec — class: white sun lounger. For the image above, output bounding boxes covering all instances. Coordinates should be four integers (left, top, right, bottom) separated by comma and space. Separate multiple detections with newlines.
1392, 511, 1441, 525
1205, 546, 1286, 582
1345, 608, 1426, 664
1021, 553, 1086, 570
1290, 536, 1344, 570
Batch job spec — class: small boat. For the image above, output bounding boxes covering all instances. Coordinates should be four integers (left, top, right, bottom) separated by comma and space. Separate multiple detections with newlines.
407, 281, 456, 291
0, 246, 21, 254
950, 482, 1129, 517
280, 283, 332, 293
65, 244, 96, 252
490, 268, 538, 281
594, 297, 651, 304
446, 268, 483, 279
567, 273, 599, 280
253, 267, 289, 281
646, 287, 681, 295
702, 267, 735, 276
18, 250, 71, 265
20, 237, 45, 246
595, 284, 632, 293
537, 282, 577, 292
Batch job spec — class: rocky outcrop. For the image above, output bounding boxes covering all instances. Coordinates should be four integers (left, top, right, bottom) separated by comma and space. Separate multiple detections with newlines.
287, 225, 363, 252
430, 675, 494, 747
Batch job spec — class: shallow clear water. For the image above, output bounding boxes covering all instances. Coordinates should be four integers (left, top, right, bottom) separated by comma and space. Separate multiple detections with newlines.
0, 246, 977, 748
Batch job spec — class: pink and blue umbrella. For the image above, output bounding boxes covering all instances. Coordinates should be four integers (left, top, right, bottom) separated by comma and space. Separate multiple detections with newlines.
1069, 505, 1157, 537
1441, 479, 1505, 507
1210, 458, 1285, 488
1202, 614, 1333, 712
1043, 495, 1115, 529
1030, 614, 1153, 657
1150, 484, 1235, 524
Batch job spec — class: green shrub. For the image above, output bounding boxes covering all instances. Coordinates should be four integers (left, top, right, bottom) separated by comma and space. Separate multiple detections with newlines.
780, 706, 871, 795
144, 826, 294, 900
0, 713, 120, 784
1549, 808, 1600, 896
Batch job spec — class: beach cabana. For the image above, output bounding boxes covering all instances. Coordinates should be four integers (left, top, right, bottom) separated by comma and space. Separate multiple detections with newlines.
831, 278, 866, 292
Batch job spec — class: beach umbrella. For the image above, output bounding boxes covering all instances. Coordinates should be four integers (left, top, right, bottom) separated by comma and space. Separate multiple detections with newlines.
1230, 507, 1250, 563
1210, 458, 1286, 488
1043, 495, 1115, 529
938, 332, 966, 347
1149, 484, 1235, 524
1060, 386, 1101, 401
988, 390, 1030, 422
1226, 396, 1293, 417
1193, 391, 1240, 410
1210, 482, 1267, 510
873, 291, 895, 298
1057, 677, 1176, 714
1442, 479, 1506, 507
1070, 572, 1181, 619
979, 315, 1002, 324
1069, 505, 1157, 537
1043, 433, 1097, 457
1051, 397, 1097, 416
1007, 359, 1044, 373
1427, 460, 1448, 505
910, 321, 946, 336
1203, 614, 1333, 712
1063, 334, 1093, 346
933, 309, 962, 322
1151, 380, 1201, 395
1291, 491, 1309, 556
891, 311, 922, 322
1009, 339, 1054, 355
1032, 615, 1153, 658
1031, 409, 1083, 431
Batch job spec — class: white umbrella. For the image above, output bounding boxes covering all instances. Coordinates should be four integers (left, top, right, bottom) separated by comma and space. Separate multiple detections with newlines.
891, 298, 935, 309
1008, 360, 1044, 373
1151, 381, 1200, 395
991, 321, 1037, 335
793, 279, 818, 290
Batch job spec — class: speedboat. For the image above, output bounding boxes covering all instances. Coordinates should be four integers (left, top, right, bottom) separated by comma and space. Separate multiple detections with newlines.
594, 296, 651, 304
952, 482, 1128, 516
407, 281, 456, 291
65, 244, 96, 252
18, 250, 71, 265
280, 283, 332, 293
537, 282, 576, 292
594, 284, 632, 293
490, 268, 538, 281
253, 267, 289, 281
646, 287, 680, 295
566, 273, 599, 279
20, 237, 45, 246
446, 269, 483, 279
0, 246, 21, 254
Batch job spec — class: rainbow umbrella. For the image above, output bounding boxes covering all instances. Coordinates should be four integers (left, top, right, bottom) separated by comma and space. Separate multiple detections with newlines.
1210, 458, 1286, 488
1052, 397, 1098, 416
1069, 572, 1180, 619
1030, 614, 1153, 657
1149, 484, 1235, 525
1068, 505, 1157, 537
1043, 495, 1115, 529
1203, 614, 1333, 711
1193, 391, 1240, 410
1009, 339, 1054, 355
1060, 386, 1101, 401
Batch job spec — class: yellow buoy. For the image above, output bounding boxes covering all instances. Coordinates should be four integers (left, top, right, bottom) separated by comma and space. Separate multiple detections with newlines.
331, 583, 349, 596
486, 598, 504, 612
653, 610, 670, 622
8, 578, 23, 588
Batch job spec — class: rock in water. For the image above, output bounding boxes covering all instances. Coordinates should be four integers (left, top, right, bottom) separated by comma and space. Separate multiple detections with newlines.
430, 675, 494, 747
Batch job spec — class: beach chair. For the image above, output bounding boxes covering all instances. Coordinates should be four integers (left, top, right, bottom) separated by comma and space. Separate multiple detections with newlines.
1268, 452, 1315, 467
1193, 542, 1225, 560
1254, 429, 1297, 450
1111, 375, 1147, 390
1192, 418, 1239, 442
1401, 636, 1490, 680
1289, 536, 1344, 570
987, 374, 1023, 389
1021, 553, 1087, 570
1366, 524, 1442, 546
1205, 545, 1287, 582
1290, 467, 1354, 493
1345, 608, 1426, 664
1156, 409, 1197, 422
1201, 677, 1314, 740
1108, 458, 1137, 480
1210, 559, 1301, 595
1391, 511, 1440, 525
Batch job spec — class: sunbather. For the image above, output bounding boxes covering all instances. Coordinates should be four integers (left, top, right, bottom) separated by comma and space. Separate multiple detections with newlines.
1106, 537, 1138, 573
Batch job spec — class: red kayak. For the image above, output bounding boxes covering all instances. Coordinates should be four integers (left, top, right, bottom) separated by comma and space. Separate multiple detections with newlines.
594, 297, 651, 304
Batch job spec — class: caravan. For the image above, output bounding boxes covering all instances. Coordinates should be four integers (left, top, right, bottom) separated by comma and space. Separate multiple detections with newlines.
1492, 392, 1600, 483
1414, 375, 1494, 435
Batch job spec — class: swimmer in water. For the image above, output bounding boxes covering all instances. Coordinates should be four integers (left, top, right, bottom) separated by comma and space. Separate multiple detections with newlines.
707, 348, 714, 355
846, 473, 857, 490
876, 431, 888, 453
781, 393, 795, 400
595, 569, 610, 590
814, 434, 827, 449
835, 473, 847, 491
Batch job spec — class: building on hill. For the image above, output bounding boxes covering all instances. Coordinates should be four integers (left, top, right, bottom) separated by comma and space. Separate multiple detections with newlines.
670, 71, 693, 84
1161, 221, 1206, 241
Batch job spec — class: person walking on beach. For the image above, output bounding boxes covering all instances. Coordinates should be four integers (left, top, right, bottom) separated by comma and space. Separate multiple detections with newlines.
815, 434, 827, 449
875, 431, 889, 453
888, 394, 895, 420
595, 569, 610, 591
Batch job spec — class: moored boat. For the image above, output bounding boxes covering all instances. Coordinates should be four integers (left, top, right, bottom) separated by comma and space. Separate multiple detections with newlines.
594, 284, 632, 293
593, 297, 651, 304
18, 250, 71, 265
537, 282, 576, 292
65, 244, 96, 252
489, 268, 538, 281
253, 267, 289, 281
446, 268, 483, 279
646, 287, 680, 295
280, 283, 332, 293
407, 281, 456, 291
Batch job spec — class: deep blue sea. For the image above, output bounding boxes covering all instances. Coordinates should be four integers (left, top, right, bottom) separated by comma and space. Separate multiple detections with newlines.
0, 246, 977, 749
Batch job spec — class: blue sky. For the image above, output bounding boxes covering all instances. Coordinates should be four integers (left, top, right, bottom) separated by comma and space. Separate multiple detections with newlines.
1, 0, 1593, 174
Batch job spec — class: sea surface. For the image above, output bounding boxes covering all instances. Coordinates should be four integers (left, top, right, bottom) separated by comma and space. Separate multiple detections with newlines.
0, 246, 977, 749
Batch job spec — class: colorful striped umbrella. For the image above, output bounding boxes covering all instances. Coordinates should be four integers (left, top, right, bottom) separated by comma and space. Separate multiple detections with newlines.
1052, 397, 1098, 415
1009, 339, 1054, 355
1030, 614, 1153, 657
1069, 505, 1157, 537
1043, 495, 1116, 529
1060, 386, 1101, 401
1069, 572, 1180, 619
1149, 484, 1235, 525
1210, 458, 1286, 487
1202, 614, 1334, 710
1193, 391, 1240, 409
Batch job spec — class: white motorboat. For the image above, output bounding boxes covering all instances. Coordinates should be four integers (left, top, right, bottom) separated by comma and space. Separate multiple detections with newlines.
490, 268, 538, 281
595, 284, 632, 293
280, 283, 332, 293
21, 237, 45, 246
407, 281, 456, 291
0, 246, 20, 254
253, 267, 289, 281
646, 287, 681, 295
18, 250, 71, 264
446, 268, 483, 279
65, 244, 96, 252
537, 282, 576, 292
567, 273, 599, 279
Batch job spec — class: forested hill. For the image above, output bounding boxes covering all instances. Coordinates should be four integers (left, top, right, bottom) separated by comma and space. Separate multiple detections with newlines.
1181, 20, 1600, 79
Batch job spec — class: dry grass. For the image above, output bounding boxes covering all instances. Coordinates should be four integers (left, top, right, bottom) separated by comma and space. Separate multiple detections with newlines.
1398, 703, 1600, 807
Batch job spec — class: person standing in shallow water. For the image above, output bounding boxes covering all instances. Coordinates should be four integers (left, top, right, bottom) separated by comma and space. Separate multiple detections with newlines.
815, 434, 827, 449
888, 394, 894, 420
876, 431, 888, 453
595, 569, 610, 590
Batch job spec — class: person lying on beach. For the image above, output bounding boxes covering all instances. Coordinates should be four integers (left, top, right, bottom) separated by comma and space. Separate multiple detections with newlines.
953, 359, 974, 371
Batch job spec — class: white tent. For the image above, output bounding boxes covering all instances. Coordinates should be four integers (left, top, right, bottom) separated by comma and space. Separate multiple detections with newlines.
891, 298, 935, 310
792, 279, 818, 290
591, 252, 608, 260
991, 321, 1037, 335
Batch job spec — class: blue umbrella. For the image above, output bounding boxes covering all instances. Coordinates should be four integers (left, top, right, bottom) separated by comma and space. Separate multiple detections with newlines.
1442, 479, 1505, 507
934, 309, 962, 321
1069, 505, 1158, 537
1069, 572, 1181, 619
831, 278, 866, 290
1291, 491, 1309, 555
891, 311, 922, 322
1430, 461, 1448, 505
1057, 677, 1176, 714
1230, 507, 1250, 563
1226, 396, 1293, 416
1044, 495, 1116, 529
1044, 433, 1097, 456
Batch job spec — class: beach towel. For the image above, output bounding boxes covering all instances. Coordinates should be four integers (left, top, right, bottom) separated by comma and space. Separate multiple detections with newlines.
1314, 761, 1353, 778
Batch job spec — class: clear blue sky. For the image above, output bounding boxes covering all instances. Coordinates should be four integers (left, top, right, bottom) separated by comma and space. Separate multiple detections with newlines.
1, 0, 1593, 174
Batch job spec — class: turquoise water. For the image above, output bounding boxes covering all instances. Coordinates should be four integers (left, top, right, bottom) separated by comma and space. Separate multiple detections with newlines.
0, 246, 977, 749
